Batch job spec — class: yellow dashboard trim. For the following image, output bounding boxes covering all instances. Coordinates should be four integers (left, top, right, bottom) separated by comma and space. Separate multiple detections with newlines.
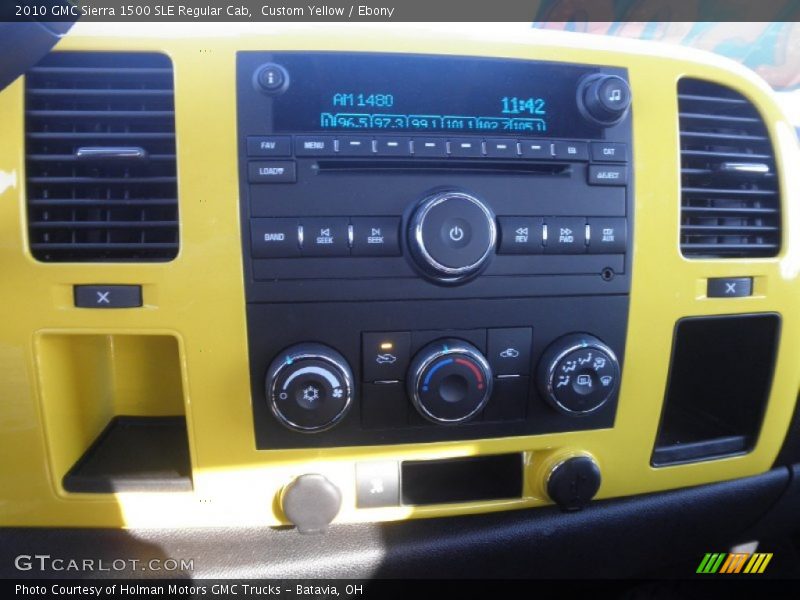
0, 26, 798, 527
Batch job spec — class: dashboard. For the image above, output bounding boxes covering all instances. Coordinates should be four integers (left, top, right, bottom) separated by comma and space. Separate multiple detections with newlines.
0, 25, 799, 538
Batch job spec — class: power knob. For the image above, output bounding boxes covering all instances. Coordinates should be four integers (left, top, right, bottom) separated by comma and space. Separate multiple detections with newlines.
407, 338, 493, 424
537, 333, 620, 415
577, 74, 631, 126
265, 343, 354, 433
408, 191, 497, 283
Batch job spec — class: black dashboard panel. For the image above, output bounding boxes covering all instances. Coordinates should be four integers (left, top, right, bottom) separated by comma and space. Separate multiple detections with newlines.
236, 52, 633, 449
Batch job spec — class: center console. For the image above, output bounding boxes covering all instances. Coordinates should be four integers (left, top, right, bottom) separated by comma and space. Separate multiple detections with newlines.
236, 52, 633, 450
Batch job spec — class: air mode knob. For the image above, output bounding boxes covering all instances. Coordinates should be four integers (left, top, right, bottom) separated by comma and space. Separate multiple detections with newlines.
537, 333, 620, 415
265, 343, 354, 433
407, 339, 493, 424
408, 191, 497, 283
578, 74, 631, 126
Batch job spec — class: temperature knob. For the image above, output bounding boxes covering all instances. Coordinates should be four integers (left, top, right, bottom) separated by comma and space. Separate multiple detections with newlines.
265, 343, 354, 433
538, 333, 620, 415
408, 191, 496, 283
407, 339, 493, 424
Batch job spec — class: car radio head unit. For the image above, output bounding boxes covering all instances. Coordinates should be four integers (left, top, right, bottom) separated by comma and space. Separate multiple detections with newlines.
236, 51, 633, 450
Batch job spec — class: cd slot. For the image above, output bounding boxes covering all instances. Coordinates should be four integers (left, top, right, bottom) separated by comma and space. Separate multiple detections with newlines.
315, 159, 572, 176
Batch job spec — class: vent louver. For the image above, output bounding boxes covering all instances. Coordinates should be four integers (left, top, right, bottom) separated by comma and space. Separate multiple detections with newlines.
678, 78, 780, 258
25, 52, 179, 262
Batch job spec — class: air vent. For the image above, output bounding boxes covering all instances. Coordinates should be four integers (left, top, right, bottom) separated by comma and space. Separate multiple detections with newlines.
678, 78, 780, 258
25, 52, 178, 262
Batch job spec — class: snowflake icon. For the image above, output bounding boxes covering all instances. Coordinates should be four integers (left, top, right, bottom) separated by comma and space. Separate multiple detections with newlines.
302, 385, 320, 404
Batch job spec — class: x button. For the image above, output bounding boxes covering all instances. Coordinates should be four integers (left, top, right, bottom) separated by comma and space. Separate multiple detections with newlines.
707, 277, 753, 299
74, 285, 142, 309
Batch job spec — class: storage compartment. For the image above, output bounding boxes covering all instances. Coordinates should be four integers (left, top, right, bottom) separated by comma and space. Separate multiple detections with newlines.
401, 454, 523, 505
652, 314, 780, 466
36, 334, 191, 493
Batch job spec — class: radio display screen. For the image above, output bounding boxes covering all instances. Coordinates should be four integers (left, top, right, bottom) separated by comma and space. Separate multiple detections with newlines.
269, 53, 609, 138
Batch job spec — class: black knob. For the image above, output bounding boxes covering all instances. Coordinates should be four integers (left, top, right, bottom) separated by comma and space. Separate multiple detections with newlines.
253, 63, 290, 95
546, 456, 602, 511
281, 474, 342, 534
538, 333, 620, 415
407, 339, 493, 424
408, 191, 496, 283
578, 75, 631, 126
265, 343, 354, 432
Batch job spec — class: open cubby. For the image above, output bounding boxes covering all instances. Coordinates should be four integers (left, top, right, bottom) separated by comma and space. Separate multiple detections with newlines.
36, 333, 192, 493
652, 313, 780, 466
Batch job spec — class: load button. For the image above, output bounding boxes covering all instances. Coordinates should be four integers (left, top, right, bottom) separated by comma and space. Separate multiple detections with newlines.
248, 161, 297, 183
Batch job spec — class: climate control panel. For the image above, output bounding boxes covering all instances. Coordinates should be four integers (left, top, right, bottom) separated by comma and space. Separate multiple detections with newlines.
248, 296, 627, 449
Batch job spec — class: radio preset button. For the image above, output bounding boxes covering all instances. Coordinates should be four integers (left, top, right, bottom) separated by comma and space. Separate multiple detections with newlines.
351, 217, 401, 256
588, 164, 628, 186
251, 218, 300, 258
485, 139, 520, 158
376, 138, 412, 156
448, 138, 483, 157
552, 141, 589, 161
338, 136, 375, 156
519, 140, 552, 159
248, 161, 296, 183
300, 218, 350, 256
295, 136, 336, 156
498, 217, 544, 254
545, 217, 587, 254
588, 218, 627, 254
412, 138, 448, 157
590, 142, 627, 163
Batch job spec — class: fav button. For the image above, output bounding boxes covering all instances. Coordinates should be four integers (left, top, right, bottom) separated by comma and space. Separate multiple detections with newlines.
351, 217, 401, 256
362, 331, 411, 382
247, 136, 292, 157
